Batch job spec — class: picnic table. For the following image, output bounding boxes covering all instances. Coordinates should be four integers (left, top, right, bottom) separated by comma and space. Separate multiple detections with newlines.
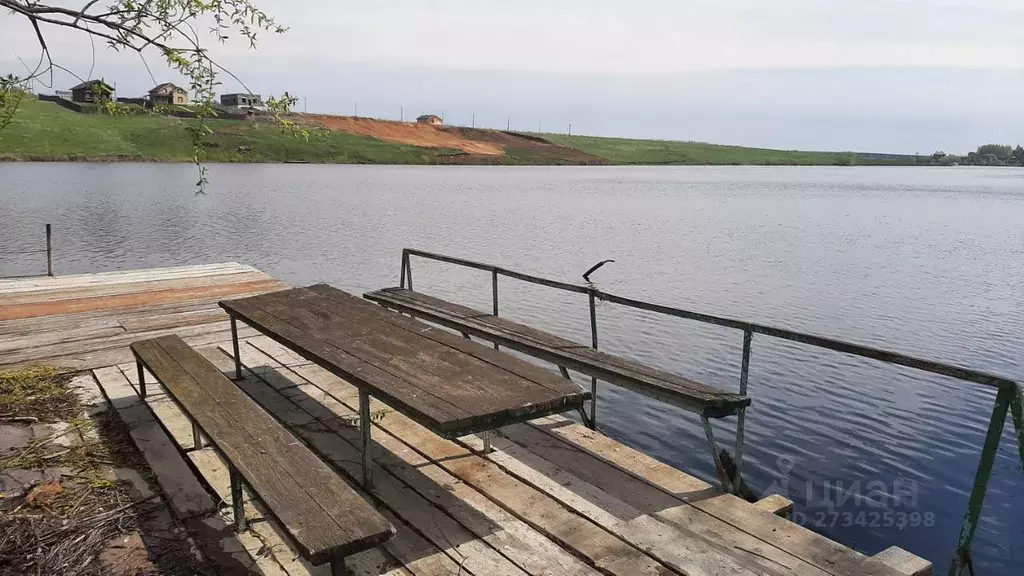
220, 284, 591, 487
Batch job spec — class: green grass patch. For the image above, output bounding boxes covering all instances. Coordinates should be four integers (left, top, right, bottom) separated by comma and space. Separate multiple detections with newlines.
0, 99, 448, 164
0, 366, 77, 422
541, 134, 912, 166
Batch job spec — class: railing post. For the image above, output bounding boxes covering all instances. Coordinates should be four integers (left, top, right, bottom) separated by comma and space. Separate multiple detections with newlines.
732, 329, 753, 495
400, 251, 408, 289
405, 253, 413, 291
949, 385, 1013, 576
1011, 384, 1024, 472
491, 269, 500, 351
45, 224, 53, 277
588, 290, 598, 430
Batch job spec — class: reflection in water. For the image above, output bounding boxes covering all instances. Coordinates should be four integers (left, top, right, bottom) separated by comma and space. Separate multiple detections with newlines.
1, 163, 1022, 573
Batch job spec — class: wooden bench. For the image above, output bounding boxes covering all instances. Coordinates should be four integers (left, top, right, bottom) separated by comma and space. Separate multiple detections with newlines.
130, 335, 395, 575
363, 286, 752, 491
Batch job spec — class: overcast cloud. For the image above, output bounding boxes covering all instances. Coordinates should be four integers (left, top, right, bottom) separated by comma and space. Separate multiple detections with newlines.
2, 0, 1022, 153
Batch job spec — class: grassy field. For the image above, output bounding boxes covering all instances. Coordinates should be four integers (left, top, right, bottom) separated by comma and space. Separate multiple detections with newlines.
541, 134, 917, 166
0, 99, 445, 164
1, 97, 920, 166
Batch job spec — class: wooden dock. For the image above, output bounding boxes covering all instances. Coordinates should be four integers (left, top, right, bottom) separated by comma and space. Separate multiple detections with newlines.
0, 264, 931, 576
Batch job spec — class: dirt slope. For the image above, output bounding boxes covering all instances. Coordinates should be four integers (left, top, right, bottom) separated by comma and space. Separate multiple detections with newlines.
302, 115, 504, 155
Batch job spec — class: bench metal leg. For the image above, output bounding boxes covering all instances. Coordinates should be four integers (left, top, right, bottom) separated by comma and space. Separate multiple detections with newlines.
482, 431, 493, 453
136, 360, 146, 399
229, 464, 246, 531
330, 558, 348, 575
192, 421, 203, 450
230, 316, 242, 380
360, 389, 373, 489
701, 415, 733, 494
460, 331, 471, 339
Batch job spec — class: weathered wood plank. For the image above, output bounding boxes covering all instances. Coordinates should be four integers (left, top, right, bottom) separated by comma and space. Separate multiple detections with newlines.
132, 336, 394, 564
232, 340, 602, 576
0, 262, 258, 294
222, 287, 587, 438
0, 271, 275, 306
526, 415, 908, 576
0, 325, 126, 353
240, 342, 673, 576
0, 319, 253, 367
91, 366, 216, 519
0, 279, 284, 321
364, 288, 747, 416
477, 428, 818, 576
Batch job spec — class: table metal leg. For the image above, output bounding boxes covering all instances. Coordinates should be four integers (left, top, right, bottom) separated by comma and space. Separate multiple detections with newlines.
360, 389, 372, 489
230, 316, 242, 380
701, 415, 733, 494
331, 558, 348, 575
192, 421, 203, 450
229, 464, 246, 532
136, 360, 146, 398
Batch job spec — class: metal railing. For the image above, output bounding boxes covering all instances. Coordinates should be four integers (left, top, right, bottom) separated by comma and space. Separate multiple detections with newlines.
399, 247, 1023, 576
0, 224, 53, 278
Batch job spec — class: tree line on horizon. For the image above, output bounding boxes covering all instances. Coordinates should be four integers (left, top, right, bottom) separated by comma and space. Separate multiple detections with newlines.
925, 144, 1024, 166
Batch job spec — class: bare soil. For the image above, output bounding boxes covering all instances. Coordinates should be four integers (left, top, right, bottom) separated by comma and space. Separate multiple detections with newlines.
302, 115, 505, 155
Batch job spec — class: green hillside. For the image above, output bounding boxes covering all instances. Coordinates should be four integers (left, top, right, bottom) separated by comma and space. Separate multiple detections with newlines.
0, 98, 444, 164
541, 134, 916, 166
1, 97, 921, 166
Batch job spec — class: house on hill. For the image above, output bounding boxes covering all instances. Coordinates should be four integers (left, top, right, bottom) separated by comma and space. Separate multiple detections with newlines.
149, 83, 188, 106
70, 80, 114, 103
220, 93, 264, 109
416, 114, 443, 126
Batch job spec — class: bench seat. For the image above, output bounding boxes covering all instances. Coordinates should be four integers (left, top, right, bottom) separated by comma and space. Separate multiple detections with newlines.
364, 287, 749, 419
130, 335, 394, 571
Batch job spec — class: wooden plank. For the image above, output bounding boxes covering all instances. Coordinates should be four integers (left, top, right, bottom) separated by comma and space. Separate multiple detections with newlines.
242, 344, 672, 576
0, 288, 271, 336
223, 287, 587, 437
481, 427, 818, 576
91, 365, 216, 519
213, 344, 534, 576
872, 547, 932, 576
233, 341, 601, 576
0, 271, 275, 306
132, 336, 394, 564
223, 297, 472, 429
0, 279, 284, 320
0, 262, 257, 294
364, 288, 746, 416
309, 285, 587, 397
527, 416, 908, 576
264, 288, 585, 418
2, 325, 256, 373
0, 325, 126, 353
0, 319, 255, 366
118, 308, 228, 332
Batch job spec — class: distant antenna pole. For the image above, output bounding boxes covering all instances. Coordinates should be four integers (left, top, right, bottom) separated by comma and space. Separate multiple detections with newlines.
472, 113, 475, 128
538, 120, 541, 133
401, 106, 404, 121
568, 123, 572, 136
354, 102, 358, 118
303, 97, 307, 113
507, 117, 510, 130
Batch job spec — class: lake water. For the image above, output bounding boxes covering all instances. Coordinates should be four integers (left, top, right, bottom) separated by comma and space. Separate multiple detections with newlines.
2, 163, 1022, 572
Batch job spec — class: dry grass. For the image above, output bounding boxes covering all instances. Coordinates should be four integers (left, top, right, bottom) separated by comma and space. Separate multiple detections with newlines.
0, 365, 78, 423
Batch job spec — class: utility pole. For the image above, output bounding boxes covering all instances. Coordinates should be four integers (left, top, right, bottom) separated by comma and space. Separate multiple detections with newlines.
507, 117, 510, 130
568, 123, 572, 136
354, 102, 358, 118
538, 120, 542, 133
401, 106, 404, 122
303, 97, 307, 114
472, 113, 475, 129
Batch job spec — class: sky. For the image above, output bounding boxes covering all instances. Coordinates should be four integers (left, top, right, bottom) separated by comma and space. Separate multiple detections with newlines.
2, 0, 1023, 153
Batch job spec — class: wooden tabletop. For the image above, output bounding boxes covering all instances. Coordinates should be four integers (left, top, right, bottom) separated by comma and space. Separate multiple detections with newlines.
220, 284, 591, 438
